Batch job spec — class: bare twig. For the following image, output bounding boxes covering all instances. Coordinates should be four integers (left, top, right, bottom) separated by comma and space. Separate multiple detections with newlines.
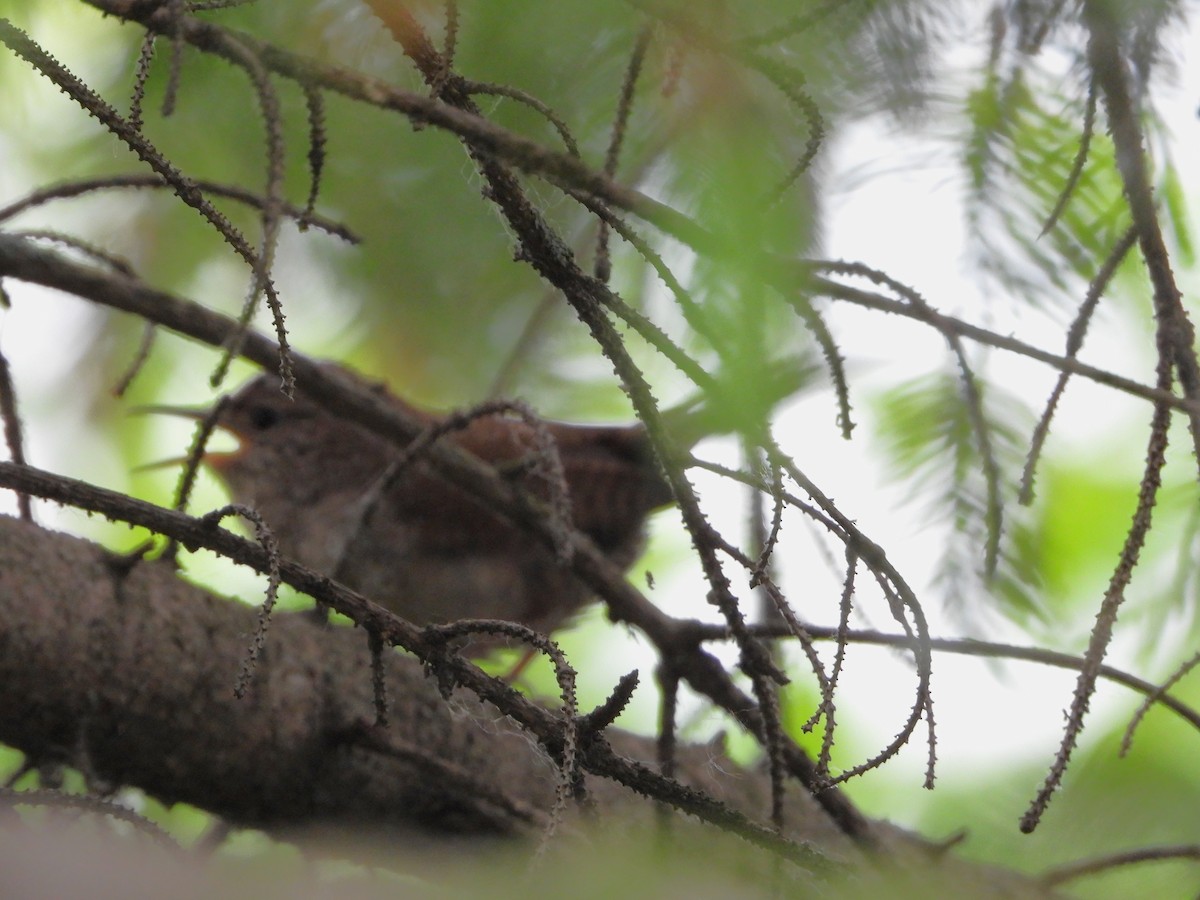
0, 349, 32, 520
1040, 844, 1200, 887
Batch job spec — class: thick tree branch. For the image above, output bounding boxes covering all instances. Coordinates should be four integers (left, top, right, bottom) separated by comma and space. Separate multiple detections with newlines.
0, 514, 1070, 896
0, 514, 854, 863
0, 467, 842, 864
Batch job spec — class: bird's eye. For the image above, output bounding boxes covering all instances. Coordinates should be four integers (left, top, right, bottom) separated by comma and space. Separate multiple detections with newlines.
248, 405, 281, 430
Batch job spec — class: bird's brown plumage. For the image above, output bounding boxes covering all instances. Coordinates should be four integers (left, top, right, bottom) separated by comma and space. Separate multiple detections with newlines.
207, 367, 676, 638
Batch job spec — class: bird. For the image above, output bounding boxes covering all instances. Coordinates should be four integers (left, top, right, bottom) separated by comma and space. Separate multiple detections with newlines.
147, 360, 802, 646
211, 366, 678, 638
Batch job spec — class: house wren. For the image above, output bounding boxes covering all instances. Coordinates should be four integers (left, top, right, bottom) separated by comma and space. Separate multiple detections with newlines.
187, 367, 684, 639
150, 360, 802, 643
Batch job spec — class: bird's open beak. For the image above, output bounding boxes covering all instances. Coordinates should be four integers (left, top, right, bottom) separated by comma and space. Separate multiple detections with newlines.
131, 403, 209, 421
130, 403, 240, 472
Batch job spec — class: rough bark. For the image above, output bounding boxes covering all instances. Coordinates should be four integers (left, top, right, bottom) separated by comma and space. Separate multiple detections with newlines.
0, 516, 842, 838
0, 515, 1058, 895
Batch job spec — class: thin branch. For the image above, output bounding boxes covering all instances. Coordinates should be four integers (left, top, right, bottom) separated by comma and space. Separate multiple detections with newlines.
1040, 844, 1200, 887
779, 291, 853, 439
594, 25, 652, 282
464, 81, 582, 158
1039, 79, 1098, 238
0, 787, 175, 848
1022, 381, 1171, 833
160, 393, 228, 563
206, 31, 290, 393
198, 503, 283, 699
299, 81, 327, 226
1121, 648, 1200, 755
565, 187, 728, 368
111, 321, 158, 398
816, 553, 856, 778
813, 277, 1198, 417
1020, 225, 1138, 503
0, 174, 359, 242
0, 349, 32, 520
